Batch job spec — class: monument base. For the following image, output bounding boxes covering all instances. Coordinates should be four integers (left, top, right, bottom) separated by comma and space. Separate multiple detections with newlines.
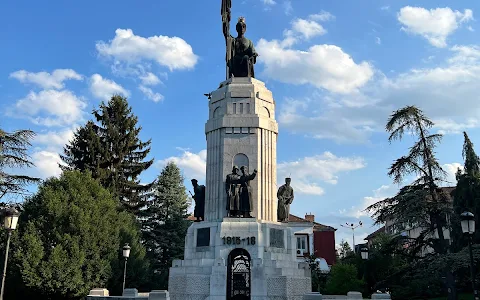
168, 219, 311, 300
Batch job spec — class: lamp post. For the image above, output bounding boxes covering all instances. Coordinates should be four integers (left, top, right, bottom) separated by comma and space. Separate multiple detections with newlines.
461, 211, 479, 300
0, 207, 19, 300
361, 247, 369, 293
340, 221, 363, 251
122, 243, 131, 294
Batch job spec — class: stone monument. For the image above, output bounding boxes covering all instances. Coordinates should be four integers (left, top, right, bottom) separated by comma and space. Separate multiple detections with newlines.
167, 1, 311, 299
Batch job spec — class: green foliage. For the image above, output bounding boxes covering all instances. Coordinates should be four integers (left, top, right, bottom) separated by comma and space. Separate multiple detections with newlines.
452, 131, 480, 250
368, 105, 451, 256
141, 162, 189, 289
338, 240, 354, 259
61, 95, 155, 214
0, 128, 40, 200
12, 171, 149, 299
325, 264, 364, 295
305, 254, 328, 292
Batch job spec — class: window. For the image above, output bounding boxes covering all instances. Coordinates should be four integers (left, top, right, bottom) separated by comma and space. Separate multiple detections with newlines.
295, 234, 309, 256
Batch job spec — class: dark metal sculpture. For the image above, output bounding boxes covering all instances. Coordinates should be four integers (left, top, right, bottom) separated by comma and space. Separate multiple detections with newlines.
221, 1, 258, 79
226, 166, 241, 217
277, 178, 294, 222
239, 166, 257, 218
191, 179, 205, 222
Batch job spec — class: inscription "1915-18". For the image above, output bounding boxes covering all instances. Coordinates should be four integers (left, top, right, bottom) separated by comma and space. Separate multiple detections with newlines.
222, 236, 256, 245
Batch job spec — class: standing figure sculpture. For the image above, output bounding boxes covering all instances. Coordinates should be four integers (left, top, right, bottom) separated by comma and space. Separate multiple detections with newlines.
191, 179, 206, 222
226, 166, 241, 217
221, 1, 258, 78
239, 166, 258, 218
277, 178, 294, 222
230, 17, 258, 78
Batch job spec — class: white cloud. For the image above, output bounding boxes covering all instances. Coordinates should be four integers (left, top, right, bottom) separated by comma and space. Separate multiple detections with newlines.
157, 149, 207, 181
347, 185, 398, 218
398, 6, 474, 48
9, 69, 83, 89
376, 37, 381, 45
309, 11, 335, 22
263, 0, 276, 5
34, 128, 75, 150
89, 74, 129, 101
139, 72, 161, 86
278, 42, 480, 143
283, 1, 293, 15
381, 6, 390, 11
277, 152, 366, 195
256, 39, 374, 94
139, 85, 164, 103
443, 162, 463, 186
448, 45, 480, 64
11, 90, 86, 127
291, 19, 327, 39
32, 151, 64, 179
96, 28, 198, 71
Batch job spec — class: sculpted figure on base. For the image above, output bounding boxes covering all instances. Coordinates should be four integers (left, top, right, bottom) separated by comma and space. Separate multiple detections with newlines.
191, 179, 205, 222
239, 166, 257, 218
225, 165, 257, 217
277, 177, 294, 222
226, 166, 241, 217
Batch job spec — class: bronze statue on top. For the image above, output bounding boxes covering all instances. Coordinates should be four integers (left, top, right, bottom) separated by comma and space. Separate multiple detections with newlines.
221, 0, 258, 79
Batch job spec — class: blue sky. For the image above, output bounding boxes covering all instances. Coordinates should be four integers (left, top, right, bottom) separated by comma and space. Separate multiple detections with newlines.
1, 0, 479, 247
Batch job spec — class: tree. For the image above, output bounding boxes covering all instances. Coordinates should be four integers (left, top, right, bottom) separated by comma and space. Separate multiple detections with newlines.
366, 106, 456, 299
338, 240, 354, 260
0, 129, 40, 200
141, 162, 189, 289
453, 131, 480, 249
60, 121, 102, 178
12, 171, 149, 299
325, 264, 364, 295
61, 95, 155, 213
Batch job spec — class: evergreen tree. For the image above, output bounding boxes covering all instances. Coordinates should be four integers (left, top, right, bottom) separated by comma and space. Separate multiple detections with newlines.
0, 129, 40, 200
60, 121, 102, 178
453, 132, 480, 249
366, 106, 456, 299
61, 95, 155, 213
11, 171, 149, 299
142, 162, 189, 289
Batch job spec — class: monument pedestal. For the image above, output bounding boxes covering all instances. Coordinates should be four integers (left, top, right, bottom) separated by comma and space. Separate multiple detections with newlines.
168, 219, 311, 300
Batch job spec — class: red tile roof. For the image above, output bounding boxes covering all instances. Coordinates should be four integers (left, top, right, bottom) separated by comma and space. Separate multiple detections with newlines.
289, 214, 336, 231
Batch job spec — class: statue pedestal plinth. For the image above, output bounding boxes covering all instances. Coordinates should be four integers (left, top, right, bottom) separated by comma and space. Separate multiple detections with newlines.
168, 220, 311, 300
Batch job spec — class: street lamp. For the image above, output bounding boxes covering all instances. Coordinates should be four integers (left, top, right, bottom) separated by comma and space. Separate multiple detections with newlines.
461, 211, 479, 300
122, 243, 131, 294
0, 207, 20, 300
361, 247, 369, 260
361, 247, 369, 294
340, 221, 363, 251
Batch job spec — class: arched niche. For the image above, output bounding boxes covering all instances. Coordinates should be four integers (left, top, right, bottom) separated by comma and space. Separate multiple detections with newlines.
263, 106, 271, 118
213, 106, 222, 118
233, 153, 249, 170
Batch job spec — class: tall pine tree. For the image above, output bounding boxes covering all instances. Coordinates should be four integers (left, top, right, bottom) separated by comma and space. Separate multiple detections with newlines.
60, 121, 102, 178
61, 95, 154, 213
142, 162, 189, 289
453, 131, 480, 249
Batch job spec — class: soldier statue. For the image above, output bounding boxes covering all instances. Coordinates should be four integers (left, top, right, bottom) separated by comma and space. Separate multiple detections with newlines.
191, 179, 205, 222
239, 166, 257, 218
226, 166, 241, 217
277, 177, 294, 222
